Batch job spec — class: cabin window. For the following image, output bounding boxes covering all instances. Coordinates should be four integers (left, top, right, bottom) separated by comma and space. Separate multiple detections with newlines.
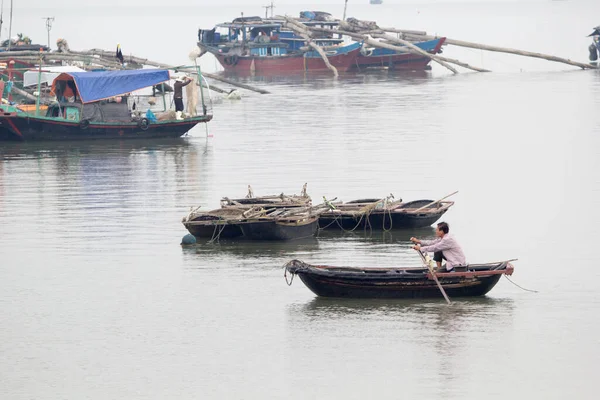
65, 107, 80, 122
267, 47, 272, 56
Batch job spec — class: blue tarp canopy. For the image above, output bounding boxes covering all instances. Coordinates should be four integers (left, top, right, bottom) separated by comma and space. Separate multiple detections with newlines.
51, 69, 170, 103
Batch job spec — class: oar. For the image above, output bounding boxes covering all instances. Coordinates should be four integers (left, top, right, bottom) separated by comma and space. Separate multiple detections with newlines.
413, 191, 459, 212
415, 249, 452, 305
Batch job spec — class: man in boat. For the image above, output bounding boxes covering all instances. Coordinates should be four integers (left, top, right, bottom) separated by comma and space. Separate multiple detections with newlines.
411, 222, 466, 273
173, 75, 192, 120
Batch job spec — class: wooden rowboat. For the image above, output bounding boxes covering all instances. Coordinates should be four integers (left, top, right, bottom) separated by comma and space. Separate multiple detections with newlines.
318, 199, 453, 231
284, 259, 515, 299
182, 201, 333, 241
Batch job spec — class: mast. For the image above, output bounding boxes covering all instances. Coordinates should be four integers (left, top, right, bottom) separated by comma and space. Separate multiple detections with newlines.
0, 0, 4, 44
35, 50, 42, 116
263, 1, 274, 19
342, 0, 348, 22
43, 17, 54, 49
7, 0, 11, 51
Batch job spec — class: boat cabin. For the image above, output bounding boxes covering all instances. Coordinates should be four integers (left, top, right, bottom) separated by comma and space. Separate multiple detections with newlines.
198, 12, 345, 57
45, 100, 132, 123
199, 20, 288, 56
48, 72, 133, 123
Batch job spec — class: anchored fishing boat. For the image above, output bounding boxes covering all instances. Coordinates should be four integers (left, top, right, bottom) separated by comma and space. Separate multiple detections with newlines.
183, 199, 333, 241
0, 69, 212, 141
198, 15, 361, 74
197, 12, 445, 74
284, 259, 515, 299
183, 185, 315, 240
318, 197, 453, 231
182, 206, 327, 241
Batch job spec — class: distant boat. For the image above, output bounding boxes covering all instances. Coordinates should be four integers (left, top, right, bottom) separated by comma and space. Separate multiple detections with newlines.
197, 12, 446, 75
318, 198, 452, 230
197, 16, 362, 74
370, 0, 383, 4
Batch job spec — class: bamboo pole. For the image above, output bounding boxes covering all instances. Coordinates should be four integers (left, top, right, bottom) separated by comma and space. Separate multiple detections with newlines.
9, 85, 38, 102
0, 47, 270, 94
400, 32, 597, 70
372, 32, 490, 72
365, 34, 460, 73
35, 51, 42, 115
284, 16, 339, 77
379, 27, 428, 36
71, 48, 271, 94
0, 52, 122, 68
306, 26, 458, 74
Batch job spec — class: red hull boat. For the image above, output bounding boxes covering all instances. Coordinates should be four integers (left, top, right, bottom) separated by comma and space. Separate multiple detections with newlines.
212, 44, 362, 74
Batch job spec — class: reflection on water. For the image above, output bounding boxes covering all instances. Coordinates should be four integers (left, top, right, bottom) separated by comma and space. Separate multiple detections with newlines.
0, 138, 196, 159
293, 296, 515, 322
316, 227, 436, 244
222, 68, 433, 86
189, 237, 321, 259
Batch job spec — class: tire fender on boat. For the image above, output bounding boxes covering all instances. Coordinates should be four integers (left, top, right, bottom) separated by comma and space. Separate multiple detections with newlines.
223, 55, 239, 66
360, 47, 373, 57
138, 118, 149, 131
79, 119, 90, 129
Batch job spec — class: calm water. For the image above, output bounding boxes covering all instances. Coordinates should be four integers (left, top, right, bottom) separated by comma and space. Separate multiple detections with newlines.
2, 1, 600, 399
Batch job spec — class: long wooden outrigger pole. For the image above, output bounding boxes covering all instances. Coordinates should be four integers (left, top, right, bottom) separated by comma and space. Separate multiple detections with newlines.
393, 30, 597, 70
7, 0, 12, 51
284, 16, 339, 77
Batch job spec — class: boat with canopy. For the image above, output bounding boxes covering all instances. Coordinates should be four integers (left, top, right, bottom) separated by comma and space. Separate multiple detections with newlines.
0, 69, 212, 141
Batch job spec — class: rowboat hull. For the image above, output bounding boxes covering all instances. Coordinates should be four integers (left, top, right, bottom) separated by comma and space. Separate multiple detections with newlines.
183, 222, 243, 239
0, 112, 212, 141
319, 199, 451, 230
319, 209, 448, 230
239, 217, 318, 240
285, 260, 514, 299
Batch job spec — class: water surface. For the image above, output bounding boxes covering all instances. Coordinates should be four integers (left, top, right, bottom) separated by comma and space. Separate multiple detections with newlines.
2, 1, 600, 399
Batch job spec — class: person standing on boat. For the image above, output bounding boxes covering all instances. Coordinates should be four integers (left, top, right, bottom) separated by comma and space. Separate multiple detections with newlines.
173, 75, 192, 120
411, 222, 466, 273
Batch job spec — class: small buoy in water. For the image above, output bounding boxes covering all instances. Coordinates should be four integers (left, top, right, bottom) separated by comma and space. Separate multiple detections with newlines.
181, 233, 197, 246
226, 89, 242, 100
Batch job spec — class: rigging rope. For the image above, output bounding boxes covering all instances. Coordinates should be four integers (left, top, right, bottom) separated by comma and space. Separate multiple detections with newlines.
503, 275, 538, 293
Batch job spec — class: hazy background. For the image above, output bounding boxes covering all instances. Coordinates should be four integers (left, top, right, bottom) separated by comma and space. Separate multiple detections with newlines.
11, 0, 600, 73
